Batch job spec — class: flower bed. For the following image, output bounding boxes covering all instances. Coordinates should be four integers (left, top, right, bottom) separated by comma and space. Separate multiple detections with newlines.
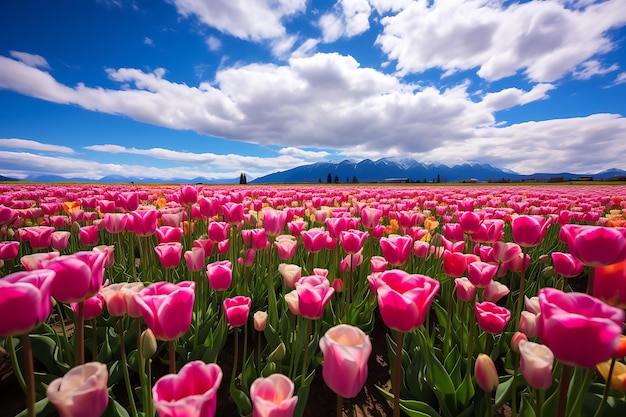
1, 183, 626, 417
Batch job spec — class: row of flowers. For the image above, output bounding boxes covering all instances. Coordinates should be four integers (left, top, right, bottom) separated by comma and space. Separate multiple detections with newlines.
1, 183, 626, 417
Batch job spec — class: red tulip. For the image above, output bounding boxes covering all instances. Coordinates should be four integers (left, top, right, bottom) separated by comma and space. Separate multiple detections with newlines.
0, 269, 55, 336
475, 301, 511, 334
133, 281, 195, 341
153, 361, 222, 417
443, 250, 469, 278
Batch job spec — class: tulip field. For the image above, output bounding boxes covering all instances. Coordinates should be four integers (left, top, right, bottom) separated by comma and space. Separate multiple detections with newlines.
2, 182, 626, 417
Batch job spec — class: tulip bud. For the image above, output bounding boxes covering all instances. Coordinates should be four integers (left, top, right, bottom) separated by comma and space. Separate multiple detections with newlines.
511, 332, 528, 354
140, 329, 158, 359
475, 354, 499, 392
253, 311, 267, 332
332, 278, 344, 293
267, 342, 286, 363
71, 221, 81, 234
541, 266, 554, 279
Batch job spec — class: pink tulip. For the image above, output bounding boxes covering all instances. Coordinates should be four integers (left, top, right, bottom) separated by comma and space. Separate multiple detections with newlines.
263, 208, 287, 237
100, 282, 145, 317
0, 269, 55, 336
511, 215, 552, 247
475, 301, 511, 334
519, 311, 538, 338
295, 275, 335, 319
78, 225, 99, 246
71, 293, 104, 321
454, 277, 476, 302
47, 362, 109, 417
361, 206, 382, 229
284, 290, 300, 315
471, 219, 504, 244
536, 287, 625, 367
511, 332, 528, 353
194, 237, 215, 258
45, 251, 107, 303
551, 252, 584, 277
223, 296, 252, 327
0, 240, 19, 260
275, 235, 298, 260
250, 373, 298, 417
467, 261, 498, 288
379, 235, 413, 266
180, 185, 198, 206
50, 231, 70, 251
184, 247, 205, 272
443, 223, 464, 242
155, 242, 183, 268
157, 226, 184, 243
319, 324, 372, 398
22, 226, 55, 249
206, 260, 233, 291
301, 228, 329, 253
492, 241, 522, 264
21, 251, 60, 271
208, 221, 230, 242
340, 229, 369, 254
370, 256, 388, 273
475, 354, 498, 392
373, 270, 439, 332
456, 211, 483, 235
593, 259, 626, 308
221, 202, 244, 224
133, 281, 196, 341
278, 263, 301, 288
242, 229, 269, 251
560, 224, 626, 267
130, 210, 160, 237
518, 340, 554, 390
287, 220, 307, 237
0, 205, 18, 225
253, 311, 268, 332
483, 280, 509, 303
103, 213, 128, 234
325, 217, 351, 240
116, 192, 139, 211
153, 361, 222, 417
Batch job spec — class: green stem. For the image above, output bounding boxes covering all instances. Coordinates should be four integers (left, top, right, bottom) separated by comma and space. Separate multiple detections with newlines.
556, 365, 573, 417
91, 319, 98, 361
593, 358, 617, 417
169, 339, 176, 374
231, 329, 239, 390
514, 250, 527, 331
145, 358, 154, 417
266, 242, 278, 327
536, 388, 544, 417
393, 331, 404, 417
511, 361, 519, 417
76, 301, 85, 365
7, 337, 26, 392
19, 335, 35, 417
567, 367, 594, 417
300, 318, 312, 386
119, 318, 139, 417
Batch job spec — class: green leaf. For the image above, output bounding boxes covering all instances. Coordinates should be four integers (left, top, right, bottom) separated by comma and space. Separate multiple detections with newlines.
455, 368, 475, 407
400, 400, 443, 417
520, 392, 537, 417
495, 374, 515, 409
29, 334, 68, 375
15, 397, 55, 417
230, 384, 252, 417
293, 381, 311, 417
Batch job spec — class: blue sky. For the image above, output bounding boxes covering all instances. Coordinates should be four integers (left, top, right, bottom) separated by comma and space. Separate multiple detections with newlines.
1, 0, 625, 181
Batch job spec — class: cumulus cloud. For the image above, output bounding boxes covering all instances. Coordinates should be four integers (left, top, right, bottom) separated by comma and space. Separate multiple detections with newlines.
170, 0, 307, 42
319, 0, 372, 42
0, 138, 75, 154
206, 36, 221, 51
572, 59, 619, 80
9, 51, 50, 69
375, 0, 626, 82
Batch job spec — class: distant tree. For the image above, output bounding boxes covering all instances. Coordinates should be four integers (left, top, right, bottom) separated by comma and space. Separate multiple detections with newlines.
239, 173, 247, 184
334, 175, 339, 184
327, 173, 332, 184
346, 176, 350, 183
352, 176, 358, 183
437, 174, 441, 183
424, 177, 427, 183
318, 178, 322, 183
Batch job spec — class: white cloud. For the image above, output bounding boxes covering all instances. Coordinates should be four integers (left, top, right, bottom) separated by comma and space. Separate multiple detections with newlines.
0, 138, 75, 154
572, 59, 619, 80
144, 37, 154, 46
481, 84, 555, 112
206, 36, 221, 51
376, 0, 626, 82
9, 51, 50, 69
613, 72, 626, 85
319, 0, 372, 42
170, 0, 307, 41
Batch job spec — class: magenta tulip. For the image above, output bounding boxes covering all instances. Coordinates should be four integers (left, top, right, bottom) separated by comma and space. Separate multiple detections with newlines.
373, 270, 440, 332
71, 293, 104, 321
103, 213, 128, 234
0, 240, 19, 260
51, 231, 71, 251
467, 261, 498, 288
208, 221, 230, 242
78, 225, 99, 246
180, 185, 198, 206
511, 215, 552, 247
184, 247, 206, 272
221, 202, 244, 224
206, 260, 233, 291
262, 208, 287, 236
379, 235, 413, 266
45, 251, 107, 303
551, 252, 584, 277
47, 362, 109, 417
274, 235, 298, 260
250, 373, 297, 417
301, 228, 330, 253
242, 228, 269, 251
456, 211, 483, 235
129, 209, 159, 237
319, 324, 372, 398
370, 256, 388, 273
475, 301, 511, 334
560, 224, 626, 267
340, 229, 369, 254
157, 226, 184, 243
133, 281, 196, 341
0, 269, 55, 336
155, 242, 183, 268
518, 340, 554, 390
536, 287, 625, 367
116, 192, 139, 211
295, 275, 335, 319
153, 361, 222, 417
21, 226, 55, 249
454, 277, 476, 302
223, 296, 252, 327
361, 206, 382, 229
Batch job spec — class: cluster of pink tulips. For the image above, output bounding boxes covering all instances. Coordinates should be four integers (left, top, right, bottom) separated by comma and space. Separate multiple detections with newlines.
1, 183, 626, 417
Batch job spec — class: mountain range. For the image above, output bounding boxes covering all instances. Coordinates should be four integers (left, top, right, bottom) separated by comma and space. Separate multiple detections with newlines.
1, 158, 625, 184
